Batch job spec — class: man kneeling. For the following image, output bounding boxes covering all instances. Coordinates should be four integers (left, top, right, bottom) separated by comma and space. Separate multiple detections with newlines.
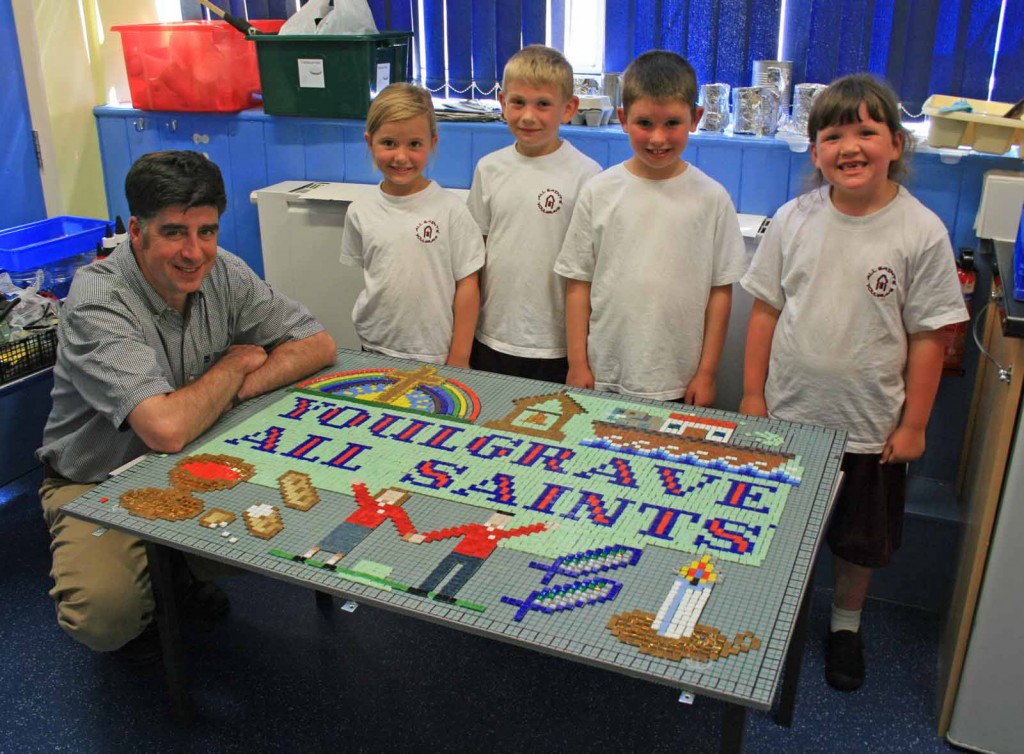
36, 151, 336, 662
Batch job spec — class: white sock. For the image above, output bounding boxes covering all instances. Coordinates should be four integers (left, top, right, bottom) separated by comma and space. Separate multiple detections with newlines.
830, 605, 862, 634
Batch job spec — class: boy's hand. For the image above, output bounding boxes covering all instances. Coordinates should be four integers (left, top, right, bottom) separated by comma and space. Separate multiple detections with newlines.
739, 394, 769, 417
683, 373, 715, 407
566, 364, 595, 389
881, 425, 926, 464
446, 355, 470, 369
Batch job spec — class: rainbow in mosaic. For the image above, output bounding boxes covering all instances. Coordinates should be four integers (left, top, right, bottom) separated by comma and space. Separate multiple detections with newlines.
296, 365, 481, 420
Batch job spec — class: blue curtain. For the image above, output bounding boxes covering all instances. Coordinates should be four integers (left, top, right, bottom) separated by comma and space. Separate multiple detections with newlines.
472, 2, 499, 95
182, 1, 415, 29
424, 0, 546, 97
604, 0, 781, 86
185, 0, 250, 18
302, 0, 416, 30
991, 0, 1023, 103
244, 1, 297, 18
423, 0, 446, 90
366, 0, 416, 32
180, 0, 290, 20
183, 0, 1019, 106
785, 0, 1005, 109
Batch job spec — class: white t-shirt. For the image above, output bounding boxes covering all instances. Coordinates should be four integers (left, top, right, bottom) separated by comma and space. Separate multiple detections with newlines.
467, 141, 602, 358
554, 163, 747, 400
340, 181, 485, 364
740, 186, 969, 452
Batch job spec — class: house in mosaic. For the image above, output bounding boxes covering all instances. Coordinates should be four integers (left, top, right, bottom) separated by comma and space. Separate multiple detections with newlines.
484, 392, 587, 441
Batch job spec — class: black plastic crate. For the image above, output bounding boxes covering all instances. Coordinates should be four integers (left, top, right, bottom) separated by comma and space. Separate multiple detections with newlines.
0, 328, 57, 385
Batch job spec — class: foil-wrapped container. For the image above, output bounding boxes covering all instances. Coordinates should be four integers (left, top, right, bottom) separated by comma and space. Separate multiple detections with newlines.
762, 67, 786, 98
698, 83, 731, 131
758, 86, 781, 134
732, 86, 781, 135
792, 83, 828, 135
732, 87, 760, 134
752, 60, 793, 110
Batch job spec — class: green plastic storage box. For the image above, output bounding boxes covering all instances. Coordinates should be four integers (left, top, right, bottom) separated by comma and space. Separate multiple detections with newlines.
250, 32, 414, 119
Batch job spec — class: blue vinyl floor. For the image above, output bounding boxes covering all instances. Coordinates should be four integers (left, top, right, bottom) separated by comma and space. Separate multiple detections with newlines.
0, 468, 964, 754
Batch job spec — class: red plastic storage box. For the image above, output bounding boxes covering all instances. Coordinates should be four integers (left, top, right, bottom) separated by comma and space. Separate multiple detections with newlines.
113, 19, 285, 112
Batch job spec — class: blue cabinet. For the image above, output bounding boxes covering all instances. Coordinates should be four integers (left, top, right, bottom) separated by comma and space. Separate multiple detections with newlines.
96, 111, 254, 270
96, 105, 1018, 259
0, 371, 54, 486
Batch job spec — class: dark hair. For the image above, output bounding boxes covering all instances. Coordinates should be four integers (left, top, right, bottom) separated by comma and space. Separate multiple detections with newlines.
807, 74, 913, 183
621, 50, 699, 118
125, 151, 228, 222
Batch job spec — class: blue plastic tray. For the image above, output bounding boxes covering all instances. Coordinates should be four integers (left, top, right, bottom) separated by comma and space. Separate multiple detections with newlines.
0, 216, 107, 273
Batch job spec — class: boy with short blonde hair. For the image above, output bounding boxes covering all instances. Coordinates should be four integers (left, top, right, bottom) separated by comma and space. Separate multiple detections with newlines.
555, 50, 746, 403
467, 45, 602, 383
501, 44, 576, 100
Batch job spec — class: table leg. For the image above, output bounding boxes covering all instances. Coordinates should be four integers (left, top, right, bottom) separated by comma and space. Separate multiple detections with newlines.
315, 590, 334, 613
774, 585, 813, 727
145, 542, 193, 724
720, 703, 747, 754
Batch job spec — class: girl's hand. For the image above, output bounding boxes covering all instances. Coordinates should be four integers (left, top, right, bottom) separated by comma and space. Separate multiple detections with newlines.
445, 355, 470, 369
881, 425, 926, 464
739, 394, 769, 417
566, 364, 595, 389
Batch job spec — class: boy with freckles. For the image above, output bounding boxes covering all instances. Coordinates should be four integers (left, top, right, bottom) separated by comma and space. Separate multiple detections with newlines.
555, 50, 746, 403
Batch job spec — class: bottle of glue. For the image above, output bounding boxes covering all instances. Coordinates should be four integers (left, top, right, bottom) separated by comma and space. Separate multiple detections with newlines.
98, 216, 128, 260
98, 223, 116, 259
113, 216, 128, 246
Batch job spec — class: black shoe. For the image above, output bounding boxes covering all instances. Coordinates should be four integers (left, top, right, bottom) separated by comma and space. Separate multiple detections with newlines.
183, 580, 230, 626
433, 594, 457, 604
113, 623, 162, 667
406, 587, 429, 597
826, 630, 865, 691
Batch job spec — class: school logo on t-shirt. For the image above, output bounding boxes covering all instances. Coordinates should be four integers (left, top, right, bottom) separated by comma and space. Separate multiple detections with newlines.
865, 266, 897, 298
416, 219, 440, 244
537, 189, 564, 214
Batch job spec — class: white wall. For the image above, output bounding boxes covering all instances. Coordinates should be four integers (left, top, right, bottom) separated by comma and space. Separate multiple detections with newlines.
13, 0, 168, 219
